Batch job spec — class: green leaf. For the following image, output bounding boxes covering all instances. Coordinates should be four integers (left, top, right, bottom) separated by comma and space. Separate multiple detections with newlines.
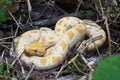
92, 54, 120, 80
0, 64, 4, 74
15, 10, 24, 23
0, 0, 4, 3
0, 7, 8, 22
0, 0, 12, 22
7, 62, 13, 69
71, 63, 78, 70
80, 9, 92, 14
5, 0, 12, 7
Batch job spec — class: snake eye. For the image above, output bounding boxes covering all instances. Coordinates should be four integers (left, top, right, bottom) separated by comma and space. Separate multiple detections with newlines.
34, 50, 38, 53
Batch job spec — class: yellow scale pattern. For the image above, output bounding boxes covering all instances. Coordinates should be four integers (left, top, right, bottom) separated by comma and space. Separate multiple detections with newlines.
12, 17, 106, 70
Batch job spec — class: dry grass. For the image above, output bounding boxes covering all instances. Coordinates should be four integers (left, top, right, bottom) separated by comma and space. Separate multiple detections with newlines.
0, 0, 120, 80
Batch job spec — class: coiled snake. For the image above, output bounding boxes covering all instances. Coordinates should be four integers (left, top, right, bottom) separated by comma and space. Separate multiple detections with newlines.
12, 17, 106, 70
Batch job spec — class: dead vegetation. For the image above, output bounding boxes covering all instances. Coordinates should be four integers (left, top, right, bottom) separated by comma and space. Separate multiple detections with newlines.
0, 0, 120, 80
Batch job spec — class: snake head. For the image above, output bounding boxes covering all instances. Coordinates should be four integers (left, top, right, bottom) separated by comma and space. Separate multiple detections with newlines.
25, 41, 46, 56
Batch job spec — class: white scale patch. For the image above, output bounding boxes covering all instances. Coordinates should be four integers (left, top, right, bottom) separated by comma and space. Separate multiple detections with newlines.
13, 17, 106, 70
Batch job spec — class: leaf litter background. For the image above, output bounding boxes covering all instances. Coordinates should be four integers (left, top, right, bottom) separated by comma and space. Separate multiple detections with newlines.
0, 0, 120, 80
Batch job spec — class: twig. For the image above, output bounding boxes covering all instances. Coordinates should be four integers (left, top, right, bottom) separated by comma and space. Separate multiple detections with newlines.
55, 61, 67, 78
0, 44, 22, 68
8, 11, 20, 31
56, 53, 88, 78
72, 60, 81, 72
71, 56, 88, 75
111, 40, 120, 46
11, 53, 22, 66
27, 0, 32, 14
75, 0, 82, 12
25, 65, 35, 80
27, 0, 32, 23
105, 16, 112, 56
98, 0, 104, 16
1, 44, 12, 51
97, 0, 113, 59
0, 36, 16, 41
80, 54, 94, 72
114, 47, 120, 54
94, 43, 102, 60
18, 57, 25, 76
96, 17, 105, 23
114, 12, 120, 21
68, 54, 88, 75
5, 58, 10, 73
0, 11, 21, 41
0, 42, 12, 44
68, 54, 79, 64
93, 0, 101, 16
55, 54, 80, 78
1, 51, 5, 59
8, 11, 24, 67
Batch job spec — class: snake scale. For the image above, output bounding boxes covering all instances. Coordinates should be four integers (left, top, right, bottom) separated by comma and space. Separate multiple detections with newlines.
12, 17, 106, 70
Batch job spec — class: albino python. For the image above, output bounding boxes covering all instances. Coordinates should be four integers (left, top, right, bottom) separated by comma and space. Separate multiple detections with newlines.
12, 17, 106, 70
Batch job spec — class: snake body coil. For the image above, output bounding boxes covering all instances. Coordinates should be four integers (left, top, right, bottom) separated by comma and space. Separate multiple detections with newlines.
13, 17, 106, 70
